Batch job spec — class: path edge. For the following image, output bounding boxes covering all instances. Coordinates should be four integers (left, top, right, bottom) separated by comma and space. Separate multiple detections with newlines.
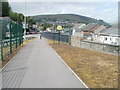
49, 45, 89, 89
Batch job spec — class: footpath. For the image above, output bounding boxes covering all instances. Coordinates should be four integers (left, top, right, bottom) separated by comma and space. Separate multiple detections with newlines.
2, 34, 88, 88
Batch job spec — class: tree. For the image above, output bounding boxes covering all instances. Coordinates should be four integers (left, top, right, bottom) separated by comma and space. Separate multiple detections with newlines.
9, 12, 25, 24
42, 23, 53, 31
9, 12, 17, 21
2, 0, 11, 17
18, 13, 24, 22
26, 17, 36, 25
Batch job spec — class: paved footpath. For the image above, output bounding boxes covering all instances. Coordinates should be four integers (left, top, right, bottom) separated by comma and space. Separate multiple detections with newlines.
2, 34, 88, 88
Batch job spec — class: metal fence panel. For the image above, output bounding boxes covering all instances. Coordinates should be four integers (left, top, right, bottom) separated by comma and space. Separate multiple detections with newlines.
0, 19, 3, 61
0, 19, 23, 61
41, 32, 69, 43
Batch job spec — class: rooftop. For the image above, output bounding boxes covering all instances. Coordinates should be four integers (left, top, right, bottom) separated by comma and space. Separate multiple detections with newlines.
100, 25, 119, 36
89, 25, 101, 32
73, 23, 86, 32
81, 23, 97, 31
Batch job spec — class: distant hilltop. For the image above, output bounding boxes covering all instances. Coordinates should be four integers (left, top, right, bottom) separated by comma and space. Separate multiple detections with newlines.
31, 14, 111, 27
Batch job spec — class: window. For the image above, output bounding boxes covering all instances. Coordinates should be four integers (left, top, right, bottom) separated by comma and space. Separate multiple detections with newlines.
105, 37, 107, 41
110, 38, 111, 41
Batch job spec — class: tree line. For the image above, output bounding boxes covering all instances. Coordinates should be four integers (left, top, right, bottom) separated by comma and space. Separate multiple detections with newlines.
1, 0, 36, 25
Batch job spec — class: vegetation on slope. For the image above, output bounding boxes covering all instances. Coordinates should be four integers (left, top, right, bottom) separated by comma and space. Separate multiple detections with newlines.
32, 14, 111, 27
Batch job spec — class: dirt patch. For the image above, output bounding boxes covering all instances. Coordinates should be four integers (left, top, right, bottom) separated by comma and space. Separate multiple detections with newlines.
49, 41, 118, 88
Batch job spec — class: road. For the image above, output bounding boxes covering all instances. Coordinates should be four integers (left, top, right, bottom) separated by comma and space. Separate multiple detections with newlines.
2, 34, 88, 88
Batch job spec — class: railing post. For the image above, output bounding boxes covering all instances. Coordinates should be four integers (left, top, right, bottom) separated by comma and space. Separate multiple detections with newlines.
58, 31, 60, 44
68, 29, 71, 45
0, 40, 3, 61
69, 35, 71, 45
19, 25, 21, 45
9, 22, 12, 54
16, 23, 18, 49
20, 25, 23, 45
0, 19, 3, 61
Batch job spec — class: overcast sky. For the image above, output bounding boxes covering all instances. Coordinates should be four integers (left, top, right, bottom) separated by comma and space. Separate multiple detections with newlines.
8, 1, 118, 24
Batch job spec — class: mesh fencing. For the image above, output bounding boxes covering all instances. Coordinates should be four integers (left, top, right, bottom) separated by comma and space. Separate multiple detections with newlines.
0, 19, 23, 61
41, 32, 71, 44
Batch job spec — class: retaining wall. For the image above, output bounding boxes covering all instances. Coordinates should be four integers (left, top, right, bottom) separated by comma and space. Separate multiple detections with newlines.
71, 36, 120, 55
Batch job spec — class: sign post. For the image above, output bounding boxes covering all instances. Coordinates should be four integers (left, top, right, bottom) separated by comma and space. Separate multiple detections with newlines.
57, 25, 62, 44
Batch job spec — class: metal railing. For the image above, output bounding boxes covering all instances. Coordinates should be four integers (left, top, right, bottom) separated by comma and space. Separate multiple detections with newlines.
0, 19, 23, 61
41, 32, 70, 43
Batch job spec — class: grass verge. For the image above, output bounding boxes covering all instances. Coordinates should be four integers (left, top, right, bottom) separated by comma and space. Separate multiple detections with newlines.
49, 40, 118, 88
1, 37, 36, 68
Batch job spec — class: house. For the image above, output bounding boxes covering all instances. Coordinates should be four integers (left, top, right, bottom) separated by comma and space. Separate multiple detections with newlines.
92, 25, 120, 45
72, 23, 86, 36
46, 26, 55, 33
81, 23, 106, 40
81, 23, 97, 32
32, 24, 38, 29
46, 28, 52, 32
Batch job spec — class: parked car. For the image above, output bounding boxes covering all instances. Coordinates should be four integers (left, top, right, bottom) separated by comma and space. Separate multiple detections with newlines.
29, 31, 38, 34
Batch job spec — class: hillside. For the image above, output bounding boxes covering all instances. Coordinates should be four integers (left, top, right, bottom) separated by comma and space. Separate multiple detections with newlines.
31, 14, 110, 27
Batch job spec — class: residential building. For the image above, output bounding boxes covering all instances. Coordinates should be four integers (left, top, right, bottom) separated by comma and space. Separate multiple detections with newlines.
72, 23, 86, 36
92, 25, 120, 45
81, 23, 106, 40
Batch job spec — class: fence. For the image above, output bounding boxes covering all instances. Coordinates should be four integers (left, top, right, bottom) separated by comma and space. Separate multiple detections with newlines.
41, 33, 120, 55
0, 19, 23, 61
41, 32, 70, 43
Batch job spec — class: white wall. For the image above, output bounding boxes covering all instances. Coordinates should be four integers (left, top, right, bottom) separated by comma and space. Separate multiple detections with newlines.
73, 32, 83, 37
92, 34, 120, 45
72, 29, 76, 36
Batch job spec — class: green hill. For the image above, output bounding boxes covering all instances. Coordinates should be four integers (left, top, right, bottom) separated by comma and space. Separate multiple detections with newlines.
31, 14, 110, 27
